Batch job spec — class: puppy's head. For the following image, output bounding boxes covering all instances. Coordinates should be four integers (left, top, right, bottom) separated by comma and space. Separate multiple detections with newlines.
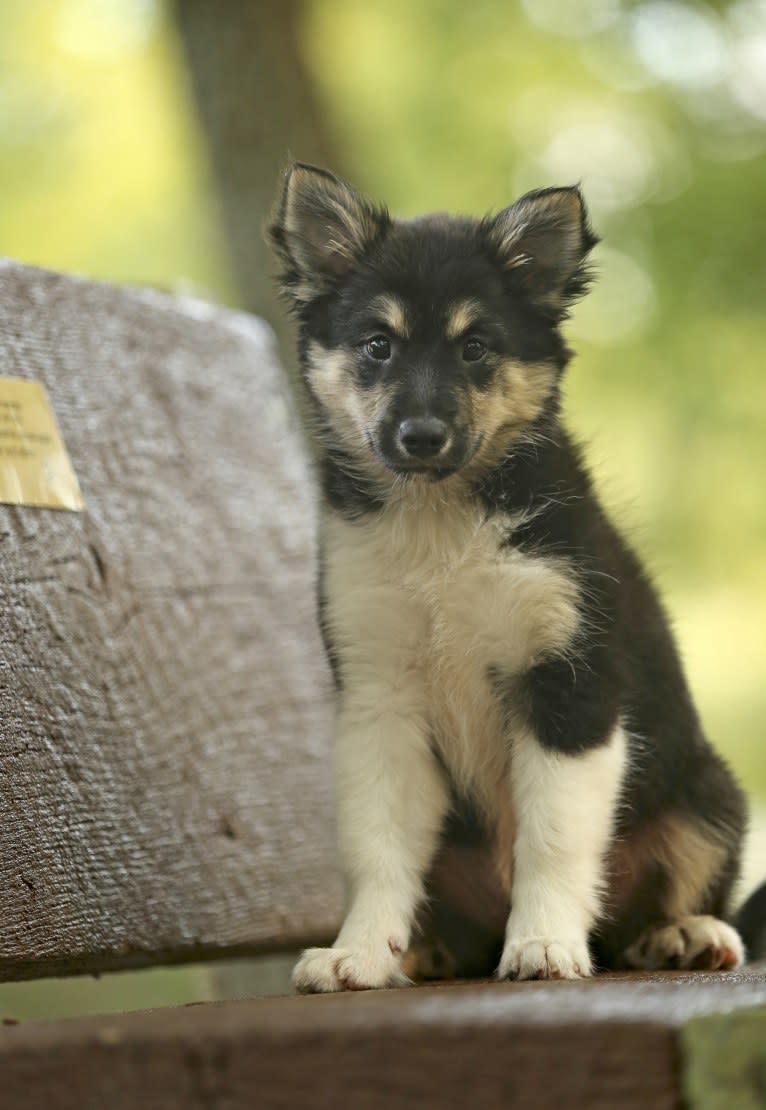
268, 163, 597, 484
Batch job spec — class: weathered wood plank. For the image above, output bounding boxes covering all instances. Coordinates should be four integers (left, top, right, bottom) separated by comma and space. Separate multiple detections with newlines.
2, 968, 766, 1110
0, 260, 340, 980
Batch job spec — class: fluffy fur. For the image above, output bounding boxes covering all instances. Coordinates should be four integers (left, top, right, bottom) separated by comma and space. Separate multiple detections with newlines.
269, 162, 751, 989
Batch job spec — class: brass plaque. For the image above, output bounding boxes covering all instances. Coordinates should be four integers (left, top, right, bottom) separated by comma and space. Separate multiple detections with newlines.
0, 377, 84, 511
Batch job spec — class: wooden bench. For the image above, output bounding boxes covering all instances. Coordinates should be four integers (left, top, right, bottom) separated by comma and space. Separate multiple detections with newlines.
1, 259, 764, 1109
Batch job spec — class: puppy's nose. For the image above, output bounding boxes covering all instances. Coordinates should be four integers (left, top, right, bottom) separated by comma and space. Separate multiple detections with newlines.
397, 417, 449, 459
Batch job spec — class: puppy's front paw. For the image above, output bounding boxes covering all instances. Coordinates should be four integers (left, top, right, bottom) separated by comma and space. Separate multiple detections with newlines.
292, 945, 410, 994
497, 937, 592, 981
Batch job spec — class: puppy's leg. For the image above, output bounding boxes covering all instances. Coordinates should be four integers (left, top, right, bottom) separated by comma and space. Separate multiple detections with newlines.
498, 724, 626, 981
293, 685, 449, 993
620, 813, 745, 971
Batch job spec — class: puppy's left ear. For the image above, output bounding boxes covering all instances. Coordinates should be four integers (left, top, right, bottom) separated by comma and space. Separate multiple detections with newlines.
489, 187, 598, 318
268, 162, 389, 306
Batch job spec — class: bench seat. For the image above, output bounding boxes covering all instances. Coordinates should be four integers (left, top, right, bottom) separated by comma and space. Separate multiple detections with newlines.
3, 968, 766, 1108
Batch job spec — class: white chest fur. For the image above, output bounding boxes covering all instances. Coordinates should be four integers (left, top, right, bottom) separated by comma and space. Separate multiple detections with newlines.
322, 489, 581, 814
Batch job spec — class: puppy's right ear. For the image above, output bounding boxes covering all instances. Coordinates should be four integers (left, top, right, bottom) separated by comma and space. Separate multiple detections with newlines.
268, 163, 389, 306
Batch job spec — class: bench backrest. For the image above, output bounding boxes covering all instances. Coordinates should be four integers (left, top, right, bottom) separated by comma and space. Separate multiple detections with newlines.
0, 261, 340, 981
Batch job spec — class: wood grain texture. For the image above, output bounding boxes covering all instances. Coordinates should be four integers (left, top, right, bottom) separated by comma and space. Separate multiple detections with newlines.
3, 968, 766, 1110
0, 260, 341, 980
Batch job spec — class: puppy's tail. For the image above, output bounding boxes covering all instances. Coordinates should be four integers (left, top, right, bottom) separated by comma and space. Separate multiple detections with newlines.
735, 880, 766, 960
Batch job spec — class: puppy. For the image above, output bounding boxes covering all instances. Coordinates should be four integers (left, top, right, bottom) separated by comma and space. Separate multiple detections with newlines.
269, 163, 748, 990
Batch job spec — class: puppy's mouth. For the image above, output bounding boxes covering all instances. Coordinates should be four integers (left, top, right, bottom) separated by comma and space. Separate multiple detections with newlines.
365, 430, 484, 482
392, 461, 458, 481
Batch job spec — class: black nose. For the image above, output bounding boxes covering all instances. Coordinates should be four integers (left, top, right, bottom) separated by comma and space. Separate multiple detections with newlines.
397, 417, 449, 459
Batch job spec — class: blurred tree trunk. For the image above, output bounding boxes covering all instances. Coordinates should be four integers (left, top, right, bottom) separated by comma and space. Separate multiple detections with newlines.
175, 6, 340, 1002
175, 0, 341, 379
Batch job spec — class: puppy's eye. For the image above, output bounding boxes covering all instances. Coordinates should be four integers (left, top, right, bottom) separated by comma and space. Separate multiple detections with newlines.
365, 335, 391, 361
462, 337, 487, 362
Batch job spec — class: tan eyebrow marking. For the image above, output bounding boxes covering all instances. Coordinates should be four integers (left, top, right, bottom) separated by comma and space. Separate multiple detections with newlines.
368, 294, 410, 339
445, 299, 482, 340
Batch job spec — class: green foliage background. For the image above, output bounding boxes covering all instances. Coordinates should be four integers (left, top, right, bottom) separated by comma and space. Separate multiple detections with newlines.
0, 0, 763, 1016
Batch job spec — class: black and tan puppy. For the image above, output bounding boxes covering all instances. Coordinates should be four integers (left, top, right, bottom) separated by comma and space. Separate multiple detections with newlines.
269, 163, 749, 990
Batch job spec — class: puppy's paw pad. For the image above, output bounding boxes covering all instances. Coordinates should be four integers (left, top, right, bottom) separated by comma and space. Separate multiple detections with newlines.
497, 937, 591, 981
625, 916, 745, 971
292, 946, 409, 994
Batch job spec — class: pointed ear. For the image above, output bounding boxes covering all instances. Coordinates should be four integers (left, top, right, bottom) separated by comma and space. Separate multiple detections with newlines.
488, 187, 598, 317
268, 163, 389, 305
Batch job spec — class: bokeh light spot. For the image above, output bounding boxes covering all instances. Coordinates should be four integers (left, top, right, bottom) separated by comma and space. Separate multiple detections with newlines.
55, 0, 159, 61
521, 0, 621, 38
628, 1, 727, 89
